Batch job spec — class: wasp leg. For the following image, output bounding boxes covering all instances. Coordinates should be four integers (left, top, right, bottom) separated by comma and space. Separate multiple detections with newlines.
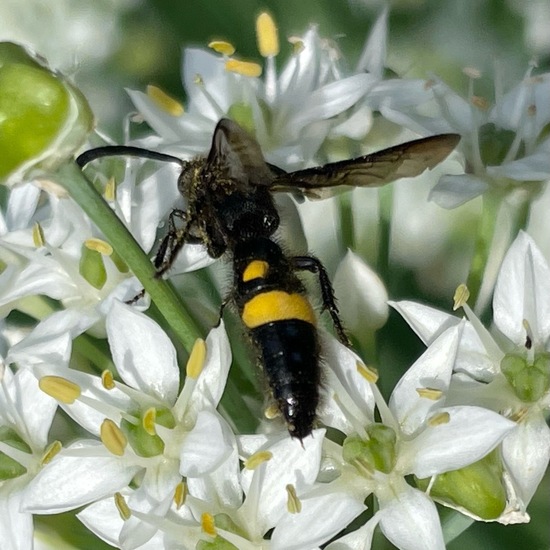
153, 209, 191, 276
126, 209, 195, 305
291, 255, 351, 347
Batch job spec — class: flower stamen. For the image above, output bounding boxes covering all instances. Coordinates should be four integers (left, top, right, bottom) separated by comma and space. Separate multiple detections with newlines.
114, 492, 131, 521
225, 59, 262, 78
146, 85, 184, 116
244, 450, 272, 470
286, 484, 302, 513
100, 419, 127, 456
39, 376, 81, 404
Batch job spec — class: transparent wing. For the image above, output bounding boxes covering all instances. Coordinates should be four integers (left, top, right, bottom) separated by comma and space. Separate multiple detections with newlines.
271, 133, 460, 199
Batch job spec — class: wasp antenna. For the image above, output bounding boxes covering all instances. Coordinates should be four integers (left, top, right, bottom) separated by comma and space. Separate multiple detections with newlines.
76, 145, 186, 169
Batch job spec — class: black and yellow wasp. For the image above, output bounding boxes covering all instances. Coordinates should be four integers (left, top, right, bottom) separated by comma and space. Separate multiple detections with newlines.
77, 119, 459, 440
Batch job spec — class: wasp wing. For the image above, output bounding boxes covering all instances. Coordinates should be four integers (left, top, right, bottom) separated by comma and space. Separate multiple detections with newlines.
207, 118, 275, 189
270, 133, 460, 199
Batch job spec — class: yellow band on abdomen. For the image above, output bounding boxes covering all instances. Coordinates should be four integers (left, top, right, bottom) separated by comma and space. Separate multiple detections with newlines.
242, 260, 269, 282
242, 290, 316, 328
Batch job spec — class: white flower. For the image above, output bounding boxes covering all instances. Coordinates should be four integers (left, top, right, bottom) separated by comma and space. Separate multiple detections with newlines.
384, 67, 550, 209
319, 325, 515, 549
22, 303, 235, 522
0, 155, 187, 337
0, 0, 134, 72
75, 430, 360, 550
391, 231, 550, 519
0, 367, 58, 550
125, 10, 429, 173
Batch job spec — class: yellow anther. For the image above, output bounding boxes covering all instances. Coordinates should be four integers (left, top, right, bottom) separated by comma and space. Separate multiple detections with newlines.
471, 95, 489, 110
453, 283, 470, 310
256, 12, 279, 57
208, 40, 236, 56
194, 74, 204, 85
244, 450, 273, 470
40, 440, 62, 466
264, 403, 280, 419
286, 484, 302, 514
146, 84, 184, 116
114, 492, 131, 521
416, 387, 444, 401
104, 176, 116, 202
428, 411, 450, 427
100, 419, 127, 456
288, 36, 304, 55
84, 238, 113, 256
32, 223, 45, 247
143, 407, 157, 436
356, 362, 379, 383
201, 512, 216, 537
174, 481, 187, 509
101, 370, 115, 390
39, 376, 81, 404
225, 59, 262, 78
186, 338, 207, 379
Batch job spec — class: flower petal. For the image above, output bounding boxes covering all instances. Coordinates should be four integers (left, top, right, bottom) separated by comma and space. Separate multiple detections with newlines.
106, 301, 179, 404
23, 441, 140, 513
0, 478, 34, 550
272, 491, 365, 550
402, 406, 515, 478
179, 410, 233, 477
429, 174, 488, 209
191, 321, 232, 409
378, 482, 445, 550
493, 231, 550, 345
502, 412, 550, 506
390, 325, 461, 434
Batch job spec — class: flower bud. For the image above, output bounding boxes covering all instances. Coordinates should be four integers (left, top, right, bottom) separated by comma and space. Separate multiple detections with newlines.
334, 250, 389, 332
501, 352, 550, 403
415, 451, 507, 520
0, 42, 94, 185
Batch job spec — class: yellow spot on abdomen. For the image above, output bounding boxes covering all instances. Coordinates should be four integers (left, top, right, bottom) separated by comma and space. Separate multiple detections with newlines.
242, 290, 316, 328
242, 260, 269, 282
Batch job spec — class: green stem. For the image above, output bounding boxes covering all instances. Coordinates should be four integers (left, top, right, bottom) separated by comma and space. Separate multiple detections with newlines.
468, 190, 530, 317
466, 192, 501, 312
56, 162, 201, 352
338, 192, 355, 251
73, 333, 116, 374
440, 507, 475, 545
377, 185, 393, 289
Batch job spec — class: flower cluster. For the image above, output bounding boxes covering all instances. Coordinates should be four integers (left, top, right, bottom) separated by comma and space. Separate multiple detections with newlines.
1, 8, 549, 550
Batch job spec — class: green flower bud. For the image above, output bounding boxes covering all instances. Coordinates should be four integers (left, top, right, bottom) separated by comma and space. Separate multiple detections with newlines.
196, 537, 239, 550
0, 42, 94, 185
415, 450, 506, 520
79, 245, 107, 290
121, 417, 165, 458
0, 426, 31, 480
501, 352, 550, 402
343, 424, 397, 474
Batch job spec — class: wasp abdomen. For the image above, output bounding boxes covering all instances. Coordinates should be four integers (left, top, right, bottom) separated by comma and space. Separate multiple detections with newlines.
233, 237, 321, 440
251, 320, 319, 440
